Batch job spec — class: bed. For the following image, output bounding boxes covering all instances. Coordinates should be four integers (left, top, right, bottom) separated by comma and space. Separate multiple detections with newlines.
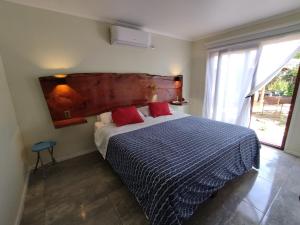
94, 111, 260, 225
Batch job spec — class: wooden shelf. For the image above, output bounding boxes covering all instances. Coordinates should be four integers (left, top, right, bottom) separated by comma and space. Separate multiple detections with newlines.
54, 117, 87, 129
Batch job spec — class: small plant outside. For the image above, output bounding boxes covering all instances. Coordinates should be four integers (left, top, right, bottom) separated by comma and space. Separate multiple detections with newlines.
250, 52, 300, 147
267, 66, 298, 97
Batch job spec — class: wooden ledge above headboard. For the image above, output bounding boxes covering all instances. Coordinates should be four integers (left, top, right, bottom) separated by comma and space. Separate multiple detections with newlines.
39, 73, 183, 128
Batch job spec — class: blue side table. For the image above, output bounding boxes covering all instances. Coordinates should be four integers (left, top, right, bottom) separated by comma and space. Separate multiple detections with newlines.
32, 141, 56, 176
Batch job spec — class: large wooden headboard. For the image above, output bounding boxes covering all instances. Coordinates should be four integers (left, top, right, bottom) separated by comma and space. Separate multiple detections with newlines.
39, 73, 183, 128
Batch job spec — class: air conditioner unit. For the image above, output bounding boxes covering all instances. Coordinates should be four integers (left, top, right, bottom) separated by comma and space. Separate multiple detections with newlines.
110, 25, 152, 48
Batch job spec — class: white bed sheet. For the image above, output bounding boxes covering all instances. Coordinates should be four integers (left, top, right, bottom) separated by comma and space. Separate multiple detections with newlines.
94, 111, 189, 158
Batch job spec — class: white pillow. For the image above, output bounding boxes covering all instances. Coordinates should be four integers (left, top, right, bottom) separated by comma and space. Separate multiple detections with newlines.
138, 106, 150, 117
168, 104, 176, 113
137, 110, 146, 120
98, 112, 112, 124
94, 121, 106, 130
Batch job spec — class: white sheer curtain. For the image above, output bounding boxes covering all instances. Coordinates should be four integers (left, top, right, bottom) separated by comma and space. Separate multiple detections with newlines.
203, 33, 300, 127
203, 47, 259, 126
247, 35, 300, 96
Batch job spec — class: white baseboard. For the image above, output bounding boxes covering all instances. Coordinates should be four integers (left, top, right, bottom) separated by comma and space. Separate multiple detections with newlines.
54, 148, 97, 163
14, 171, 30, 225
284, 148, 300, 158
29, 148, 97, 171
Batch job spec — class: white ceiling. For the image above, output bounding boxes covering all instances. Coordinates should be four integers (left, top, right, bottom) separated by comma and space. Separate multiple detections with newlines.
5, 0, 300, 41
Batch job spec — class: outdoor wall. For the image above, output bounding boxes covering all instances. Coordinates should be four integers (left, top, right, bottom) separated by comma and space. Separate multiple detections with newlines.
0, 1, 191, 165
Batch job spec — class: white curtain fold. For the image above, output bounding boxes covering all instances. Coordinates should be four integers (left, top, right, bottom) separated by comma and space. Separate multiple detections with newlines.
203, 47, 259, 126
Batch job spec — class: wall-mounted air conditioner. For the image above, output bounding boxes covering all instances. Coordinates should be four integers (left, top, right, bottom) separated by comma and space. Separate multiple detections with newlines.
110, 25, 152, 48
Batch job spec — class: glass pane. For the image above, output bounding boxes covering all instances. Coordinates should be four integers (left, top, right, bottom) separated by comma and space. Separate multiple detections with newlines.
250, 53, 300, 147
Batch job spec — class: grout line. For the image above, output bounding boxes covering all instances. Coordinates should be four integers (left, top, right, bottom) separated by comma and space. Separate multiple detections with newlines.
240, 198, 264, 214
106, 194, 125, 225
258, 186, 282, 225
255, 166, 290, 189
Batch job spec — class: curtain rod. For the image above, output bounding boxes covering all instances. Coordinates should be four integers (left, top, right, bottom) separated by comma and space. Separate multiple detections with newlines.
206, 23, 300, 51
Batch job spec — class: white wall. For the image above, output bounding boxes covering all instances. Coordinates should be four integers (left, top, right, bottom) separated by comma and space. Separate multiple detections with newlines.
190, 41, 207, 116
0, 54, 27, 225
191, 11, 300, 156
0, 1, 191, 164
285, 85, 300, 156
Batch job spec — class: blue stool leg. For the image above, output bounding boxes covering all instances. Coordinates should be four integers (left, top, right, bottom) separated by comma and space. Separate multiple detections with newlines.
39, 152, 46, 178
48, 147, 56, 164
34, 152, 40, 172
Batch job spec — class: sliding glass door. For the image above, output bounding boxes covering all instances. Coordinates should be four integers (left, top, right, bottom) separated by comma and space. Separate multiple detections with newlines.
250, 60, 300, 149
203, 34, 300, 149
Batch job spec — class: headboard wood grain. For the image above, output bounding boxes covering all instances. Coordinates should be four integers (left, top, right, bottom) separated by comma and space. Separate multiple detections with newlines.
39, 73, 182, 128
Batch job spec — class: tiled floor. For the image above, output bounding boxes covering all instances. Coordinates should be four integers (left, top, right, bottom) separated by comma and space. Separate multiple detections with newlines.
21, 146, 300, 225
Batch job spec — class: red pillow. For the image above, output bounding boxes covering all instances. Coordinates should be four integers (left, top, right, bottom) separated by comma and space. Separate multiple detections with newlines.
148, 102, 172, 118
112, 106, 144, 127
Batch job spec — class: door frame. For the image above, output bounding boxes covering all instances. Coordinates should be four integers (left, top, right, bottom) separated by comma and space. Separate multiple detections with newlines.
280, 65, 300, 149
255, 65, 300, 150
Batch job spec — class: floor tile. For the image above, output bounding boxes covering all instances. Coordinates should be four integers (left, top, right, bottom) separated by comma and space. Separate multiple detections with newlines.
45, 196, 122, 225
20, 148, 300, 225
282, 164, 300, 195
185, 196, 234, 225
260, 146, 294, 164
186, 178, 249, 225
20, 208, 45, 225
20, 175, 46, 225
257, 155, 290, 186
237, 175, 280, 213
108, 186, 148, 225
260, 188, 300, 225
224, 200, 264, 225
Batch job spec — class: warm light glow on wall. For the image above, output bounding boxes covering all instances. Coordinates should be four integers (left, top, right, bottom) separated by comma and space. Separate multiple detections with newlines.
54, 74, 67, 78
48, 84, 83, 110
37, 52, 78, 69
170, 64, 182, 76
40, 61, 72, 70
